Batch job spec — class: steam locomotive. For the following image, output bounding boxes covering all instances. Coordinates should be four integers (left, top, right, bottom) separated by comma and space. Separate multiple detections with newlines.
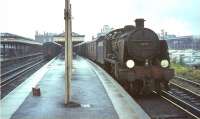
74, 19, 174, 95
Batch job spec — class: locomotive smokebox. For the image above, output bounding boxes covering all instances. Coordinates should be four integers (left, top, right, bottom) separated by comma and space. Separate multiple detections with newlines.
135, 19, 145, 29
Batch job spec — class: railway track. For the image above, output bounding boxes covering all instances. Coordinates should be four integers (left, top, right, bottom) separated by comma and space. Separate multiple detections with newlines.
174, 76, 200, 88
1, 53, 43, 68
0, 60, 43, 87
135, 93, 191, 119
134, 83, 200, 118
163, 82, 200, 118
0, 57, 46, 99
128, 77, 200, 118
1, 53, 44, 74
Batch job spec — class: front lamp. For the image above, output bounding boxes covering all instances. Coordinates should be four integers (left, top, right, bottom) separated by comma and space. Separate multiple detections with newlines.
126, 60, 135, 69
161, 59, 169, 68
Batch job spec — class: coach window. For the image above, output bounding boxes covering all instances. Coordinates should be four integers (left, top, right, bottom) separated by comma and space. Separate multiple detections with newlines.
22, 44, 25, 55
2, 44, 5, 58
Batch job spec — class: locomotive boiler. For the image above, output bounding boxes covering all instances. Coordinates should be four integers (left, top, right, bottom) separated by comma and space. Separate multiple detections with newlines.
74, 19, 174, 95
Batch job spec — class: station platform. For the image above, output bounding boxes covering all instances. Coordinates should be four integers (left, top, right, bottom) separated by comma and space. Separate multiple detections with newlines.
1, 56, 150, 119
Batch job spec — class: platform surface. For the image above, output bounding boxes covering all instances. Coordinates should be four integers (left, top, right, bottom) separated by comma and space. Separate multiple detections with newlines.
1, 56, 150, 119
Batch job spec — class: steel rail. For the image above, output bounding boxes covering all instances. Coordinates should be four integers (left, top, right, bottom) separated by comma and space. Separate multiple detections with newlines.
175, 76, 200, 88
0, 60, 44, 88
155, 83, 200, 119
0, 57, 43, 79
170, 82, 200, 97
160, 90, 200, 119
0, 53, 43, 63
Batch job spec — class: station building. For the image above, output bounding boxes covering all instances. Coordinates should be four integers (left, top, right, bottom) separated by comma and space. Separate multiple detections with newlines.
35, 32, 85, 46
0, 33, 42, 60
53, 32, 85, 46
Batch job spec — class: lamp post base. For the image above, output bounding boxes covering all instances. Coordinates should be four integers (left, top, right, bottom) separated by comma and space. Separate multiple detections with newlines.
64, 101, 81, 108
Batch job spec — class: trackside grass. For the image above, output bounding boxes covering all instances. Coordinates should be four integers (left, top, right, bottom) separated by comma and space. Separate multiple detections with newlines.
171, 63, 200, 81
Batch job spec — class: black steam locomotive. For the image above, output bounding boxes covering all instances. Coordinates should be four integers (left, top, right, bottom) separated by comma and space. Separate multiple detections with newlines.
74, 19, 174, 95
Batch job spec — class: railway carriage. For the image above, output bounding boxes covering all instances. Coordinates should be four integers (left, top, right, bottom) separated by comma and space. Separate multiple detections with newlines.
96, 36, 105, 64
43, 42, 62, 60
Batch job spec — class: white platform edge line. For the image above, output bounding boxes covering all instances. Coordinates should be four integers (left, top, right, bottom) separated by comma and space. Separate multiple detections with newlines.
85, 58, 150, 119
0, 57, 57, 119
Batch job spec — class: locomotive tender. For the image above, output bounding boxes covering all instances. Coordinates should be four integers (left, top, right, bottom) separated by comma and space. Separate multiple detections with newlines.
74, 19, 174, 95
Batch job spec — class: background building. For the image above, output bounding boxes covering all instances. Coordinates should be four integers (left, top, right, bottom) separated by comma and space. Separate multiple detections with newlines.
1, 32, 37, 43
35, 31, 85, 46
157, 29, 176, 40
96, 25, 113, 38
35, 31, 57, 43
53, 32, 85, 46
0, 33, 42, 59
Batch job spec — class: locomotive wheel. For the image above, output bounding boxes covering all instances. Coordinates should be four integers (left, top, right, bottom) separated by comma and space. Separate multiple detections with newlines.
160, 80, 170, 91
109, 64, 115, 77
104, 62, 111, 73
140, 80, 152, 95
129, 80, 143, 96
119, 80, 130, 91
114, 64, 119, 79
155, 80, 161, 93
110, 64, 119, 79
164, 82, 170, 91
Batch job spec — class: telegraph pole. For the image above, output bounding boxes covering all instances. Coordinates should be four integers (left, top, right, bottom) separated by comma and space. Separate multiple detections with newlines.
64, 0, 72, 104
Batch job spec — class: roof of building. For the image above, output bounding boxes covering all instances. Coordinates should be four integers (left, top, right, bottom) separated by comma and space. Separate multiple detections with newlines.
54, 32, 85, 37
1, 33, 35, 40
0, 33, 42, 45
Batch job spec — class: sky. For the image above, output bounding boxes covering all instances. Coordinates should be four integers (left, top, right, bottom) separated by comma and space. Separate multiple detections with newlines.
0, 0, 199, 40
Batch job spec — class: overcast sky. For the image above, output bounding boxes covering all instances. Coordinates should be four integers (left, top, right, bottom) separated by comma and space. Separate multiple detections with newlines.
0, 0, 199, 40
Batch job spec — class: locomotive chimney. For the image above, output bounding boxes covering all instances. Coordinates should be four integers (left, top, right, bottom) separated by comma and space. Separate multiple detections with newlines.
135, 19, 145, 29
